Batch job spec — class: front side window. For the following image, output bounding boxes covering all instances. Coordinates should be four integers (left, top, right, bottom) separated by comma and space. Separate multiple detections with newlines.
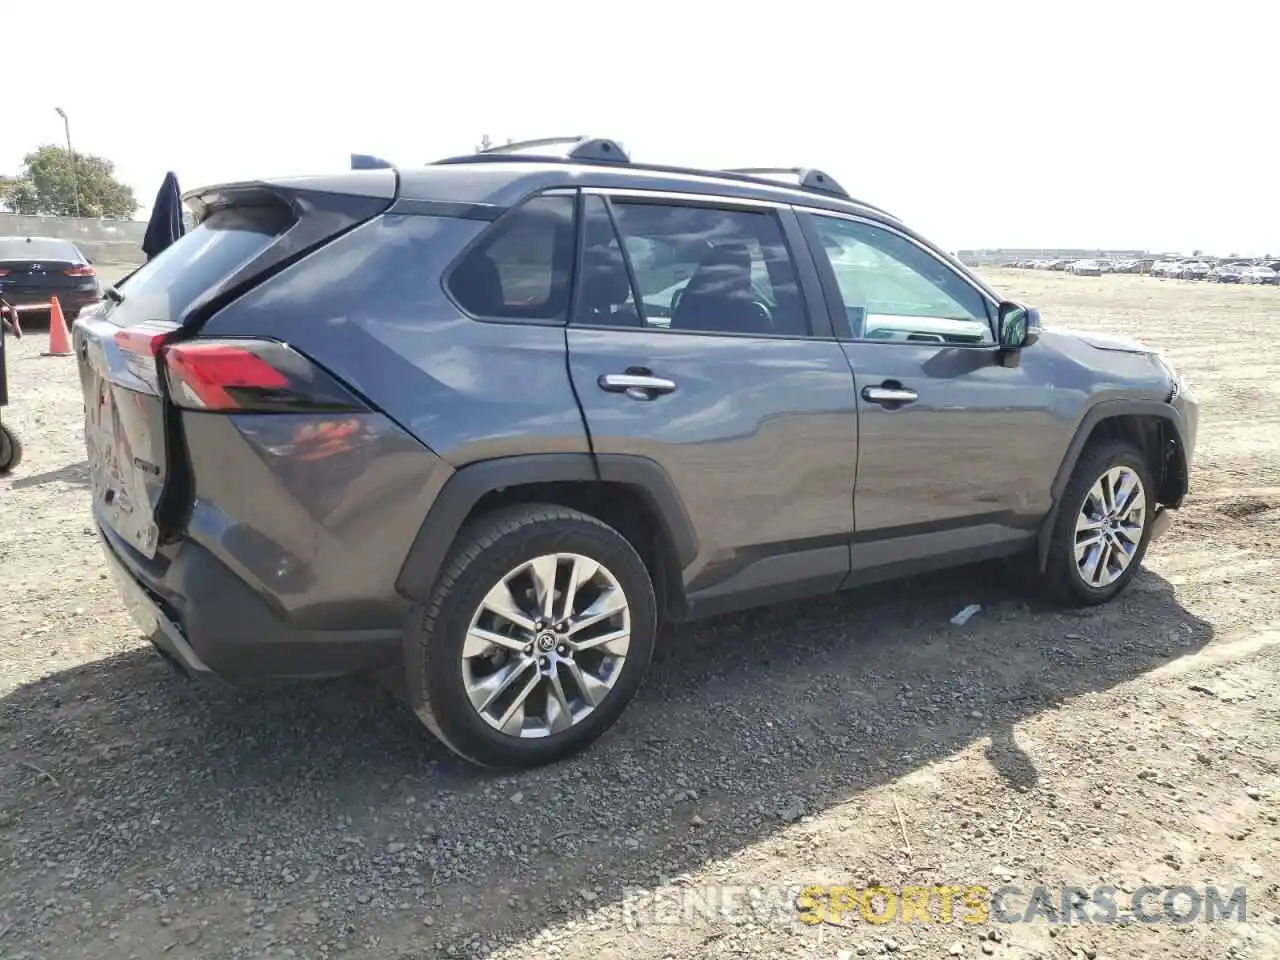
601, 200, 810, 337
808, 214, 993, 346
448, 194, 576, 322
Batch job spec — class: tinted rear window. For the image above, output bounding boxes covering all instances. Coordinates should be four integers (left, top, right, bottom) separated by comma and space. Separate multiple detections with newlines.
446, 195, 576, 322
112, 207, 291, 321
0, 237, 82, 261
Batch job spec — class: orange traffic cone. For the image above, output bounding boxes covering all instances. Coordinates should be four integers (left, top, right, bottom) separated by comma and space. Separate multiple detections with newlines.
43, 296, 73, 357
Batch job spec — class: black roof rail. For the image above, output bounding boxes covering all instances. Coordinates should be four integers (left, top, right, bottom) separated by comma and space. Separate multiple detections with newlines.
722, 167, 850, 200
429, 142, 893, 216
438, 136, 630, 165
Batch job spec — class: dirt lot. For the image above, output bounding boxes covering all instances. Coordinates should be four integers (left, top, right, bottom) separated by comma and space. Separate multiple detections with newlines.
1, 269, 1277, 960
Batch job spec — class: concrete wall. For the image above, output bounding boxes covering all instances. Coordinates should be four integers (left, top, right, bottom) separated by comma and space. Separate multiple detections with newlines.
0, 213, 147, 266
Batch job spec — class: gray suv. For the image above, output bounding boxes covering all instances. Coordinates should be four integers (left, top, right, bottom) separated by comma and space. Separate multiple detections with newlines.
74, 137, 1198, 768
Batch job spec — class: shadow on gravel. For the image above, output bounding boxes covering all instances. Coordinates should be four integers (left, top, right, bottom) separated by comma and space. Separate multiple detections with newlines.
9, 459, 90, 490
0, 562, 1212, 956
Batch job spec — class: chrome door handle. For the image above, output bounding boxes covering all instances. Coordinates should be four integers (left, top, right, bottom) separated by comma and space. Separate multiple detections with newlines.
862, 385, 919, 405
598, 372, 677, 398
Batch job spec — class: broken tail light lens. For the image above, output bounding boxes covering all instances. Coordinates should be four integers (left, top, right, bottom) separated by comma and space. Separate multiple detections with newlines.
161, 339, 369, 413
113, 327, 368, 414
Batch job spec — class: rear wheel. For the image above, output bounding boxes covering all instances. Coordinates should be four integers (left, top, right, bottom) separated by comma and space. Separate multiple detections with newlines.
406, 504, 656, 768
1039, 438, 1154, 606
0, 423, 23, 475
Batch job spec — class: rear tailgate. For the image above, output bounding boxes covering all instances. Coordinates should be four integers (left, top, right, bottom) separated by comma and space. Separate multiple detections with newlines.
74, 171, 397, 557
78, 314, 174, 555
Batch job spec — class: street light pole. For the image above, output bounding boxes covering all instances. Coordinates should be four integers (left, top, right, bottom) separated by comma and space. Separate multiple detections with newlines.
54, 107, 81, 218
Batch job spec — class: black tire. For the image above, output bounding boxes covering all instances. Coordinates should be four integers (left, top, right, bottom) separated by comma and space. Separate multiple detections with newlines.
1039, 438, 1156, 606
405, 503, 657, 768
0, 424, 23, 476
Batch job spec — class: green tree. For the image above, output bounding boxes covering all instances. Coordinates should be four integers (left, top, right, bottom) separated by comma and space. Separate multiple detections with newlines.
2, 180, 40, 215
7, 145, 138, 219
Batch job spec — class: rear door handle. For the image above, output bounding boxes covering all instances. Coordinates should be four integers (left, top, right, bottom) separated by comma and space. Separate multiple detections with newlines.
861, 384, 919, 406
598, 371, 677, 400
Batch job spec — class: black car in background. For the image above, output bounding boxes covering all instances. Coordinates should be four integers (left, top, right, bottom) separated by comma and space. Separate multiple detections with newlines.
0, 236, 103, 321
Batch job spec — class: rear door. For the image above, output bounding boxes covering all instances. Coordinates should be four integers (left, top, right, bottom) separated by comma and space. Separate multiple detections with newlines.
798, 210, 1060, 574
76, 206, 296, 556
75, 176, 395, 557
566, 190, 860, 614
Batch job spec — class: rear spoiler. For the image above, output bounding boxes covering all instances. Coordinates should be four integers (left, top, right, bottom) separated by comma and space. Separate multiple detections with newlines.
181, 171, 399, 223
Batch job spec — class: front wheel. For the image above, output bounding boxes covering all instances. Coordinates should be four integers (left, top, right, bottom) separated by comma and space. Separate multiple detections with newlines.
406, 504, 657, 768
1038, 439, 1155, 606
0, 423, 23, 476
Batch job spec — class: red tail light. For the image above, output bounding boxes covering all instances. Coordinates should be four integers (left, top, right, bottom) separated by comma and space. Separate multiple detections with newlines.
114, 327, 168, 357
111, 326, 368, 413
164, 342, 290, 410
64, 264, 96, 277
0, 268, 9, 277
161, 338, 368, 414
114, 322, 178, 389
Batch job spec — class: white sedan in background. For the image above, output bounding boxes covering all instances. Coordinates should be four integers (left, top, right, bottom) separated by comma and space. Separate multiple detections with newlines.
1067, 259, 1102, 277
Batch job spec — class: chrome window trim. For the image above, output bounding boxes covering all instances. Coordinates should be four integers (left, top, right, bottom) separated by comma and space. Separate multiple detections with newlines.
582, 186, 794, 212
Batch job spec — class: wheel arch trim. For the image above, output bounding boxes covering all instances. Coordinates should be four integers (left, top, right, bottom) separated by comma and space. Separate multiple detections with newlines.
1036, 398, 1188, 570
394, 453, 698, 603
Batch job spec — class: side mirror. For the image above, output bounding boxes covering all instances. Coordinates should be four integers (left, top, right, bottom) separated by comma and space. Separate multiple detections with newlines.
1024, 307, 1041, 347
996, 301, 1040, 366
997, 301, 1041, 348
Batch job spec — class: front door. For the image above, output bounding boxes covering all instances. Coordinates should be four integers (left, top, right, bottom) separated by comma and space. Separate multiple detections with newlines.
566, 192, 860, 615
798, 211, 1060, 575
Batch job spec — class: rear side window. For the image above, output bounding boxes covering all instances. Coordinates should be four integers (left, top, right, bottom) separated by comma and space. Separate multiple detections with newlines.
112, 206, 290, 322
447, 195, 577, 322
573, 195, 642, 327
604, 200, 810, 337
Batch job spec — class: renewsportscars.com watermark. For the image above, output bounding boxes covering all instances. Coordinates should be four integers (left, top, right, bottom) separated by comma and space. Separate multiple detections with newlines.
619, 882, 1248, 930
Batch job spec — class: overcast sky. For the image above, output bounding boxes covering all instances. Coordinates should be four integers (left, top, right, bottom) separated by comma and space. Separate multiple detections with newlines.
6, 0, 1277, 255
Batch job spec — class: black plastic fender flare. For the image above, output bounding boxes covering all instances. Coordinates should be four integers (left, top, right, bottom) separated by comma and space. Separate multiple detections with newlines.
1035, 398, 1189, 569
394, 452, 698, 602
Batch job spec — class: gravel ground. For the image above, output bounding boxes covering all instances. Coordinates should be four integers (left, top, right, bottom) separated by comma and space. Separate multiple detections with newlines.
0, 269, 1278, 960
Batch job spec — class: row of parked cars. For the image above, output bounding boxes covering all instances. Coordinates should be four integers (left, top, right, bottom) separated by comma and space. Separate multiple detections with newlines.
1152, 259, 1279, 284
1008, 258, 1153, 275
1005, 257, 1279, 284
